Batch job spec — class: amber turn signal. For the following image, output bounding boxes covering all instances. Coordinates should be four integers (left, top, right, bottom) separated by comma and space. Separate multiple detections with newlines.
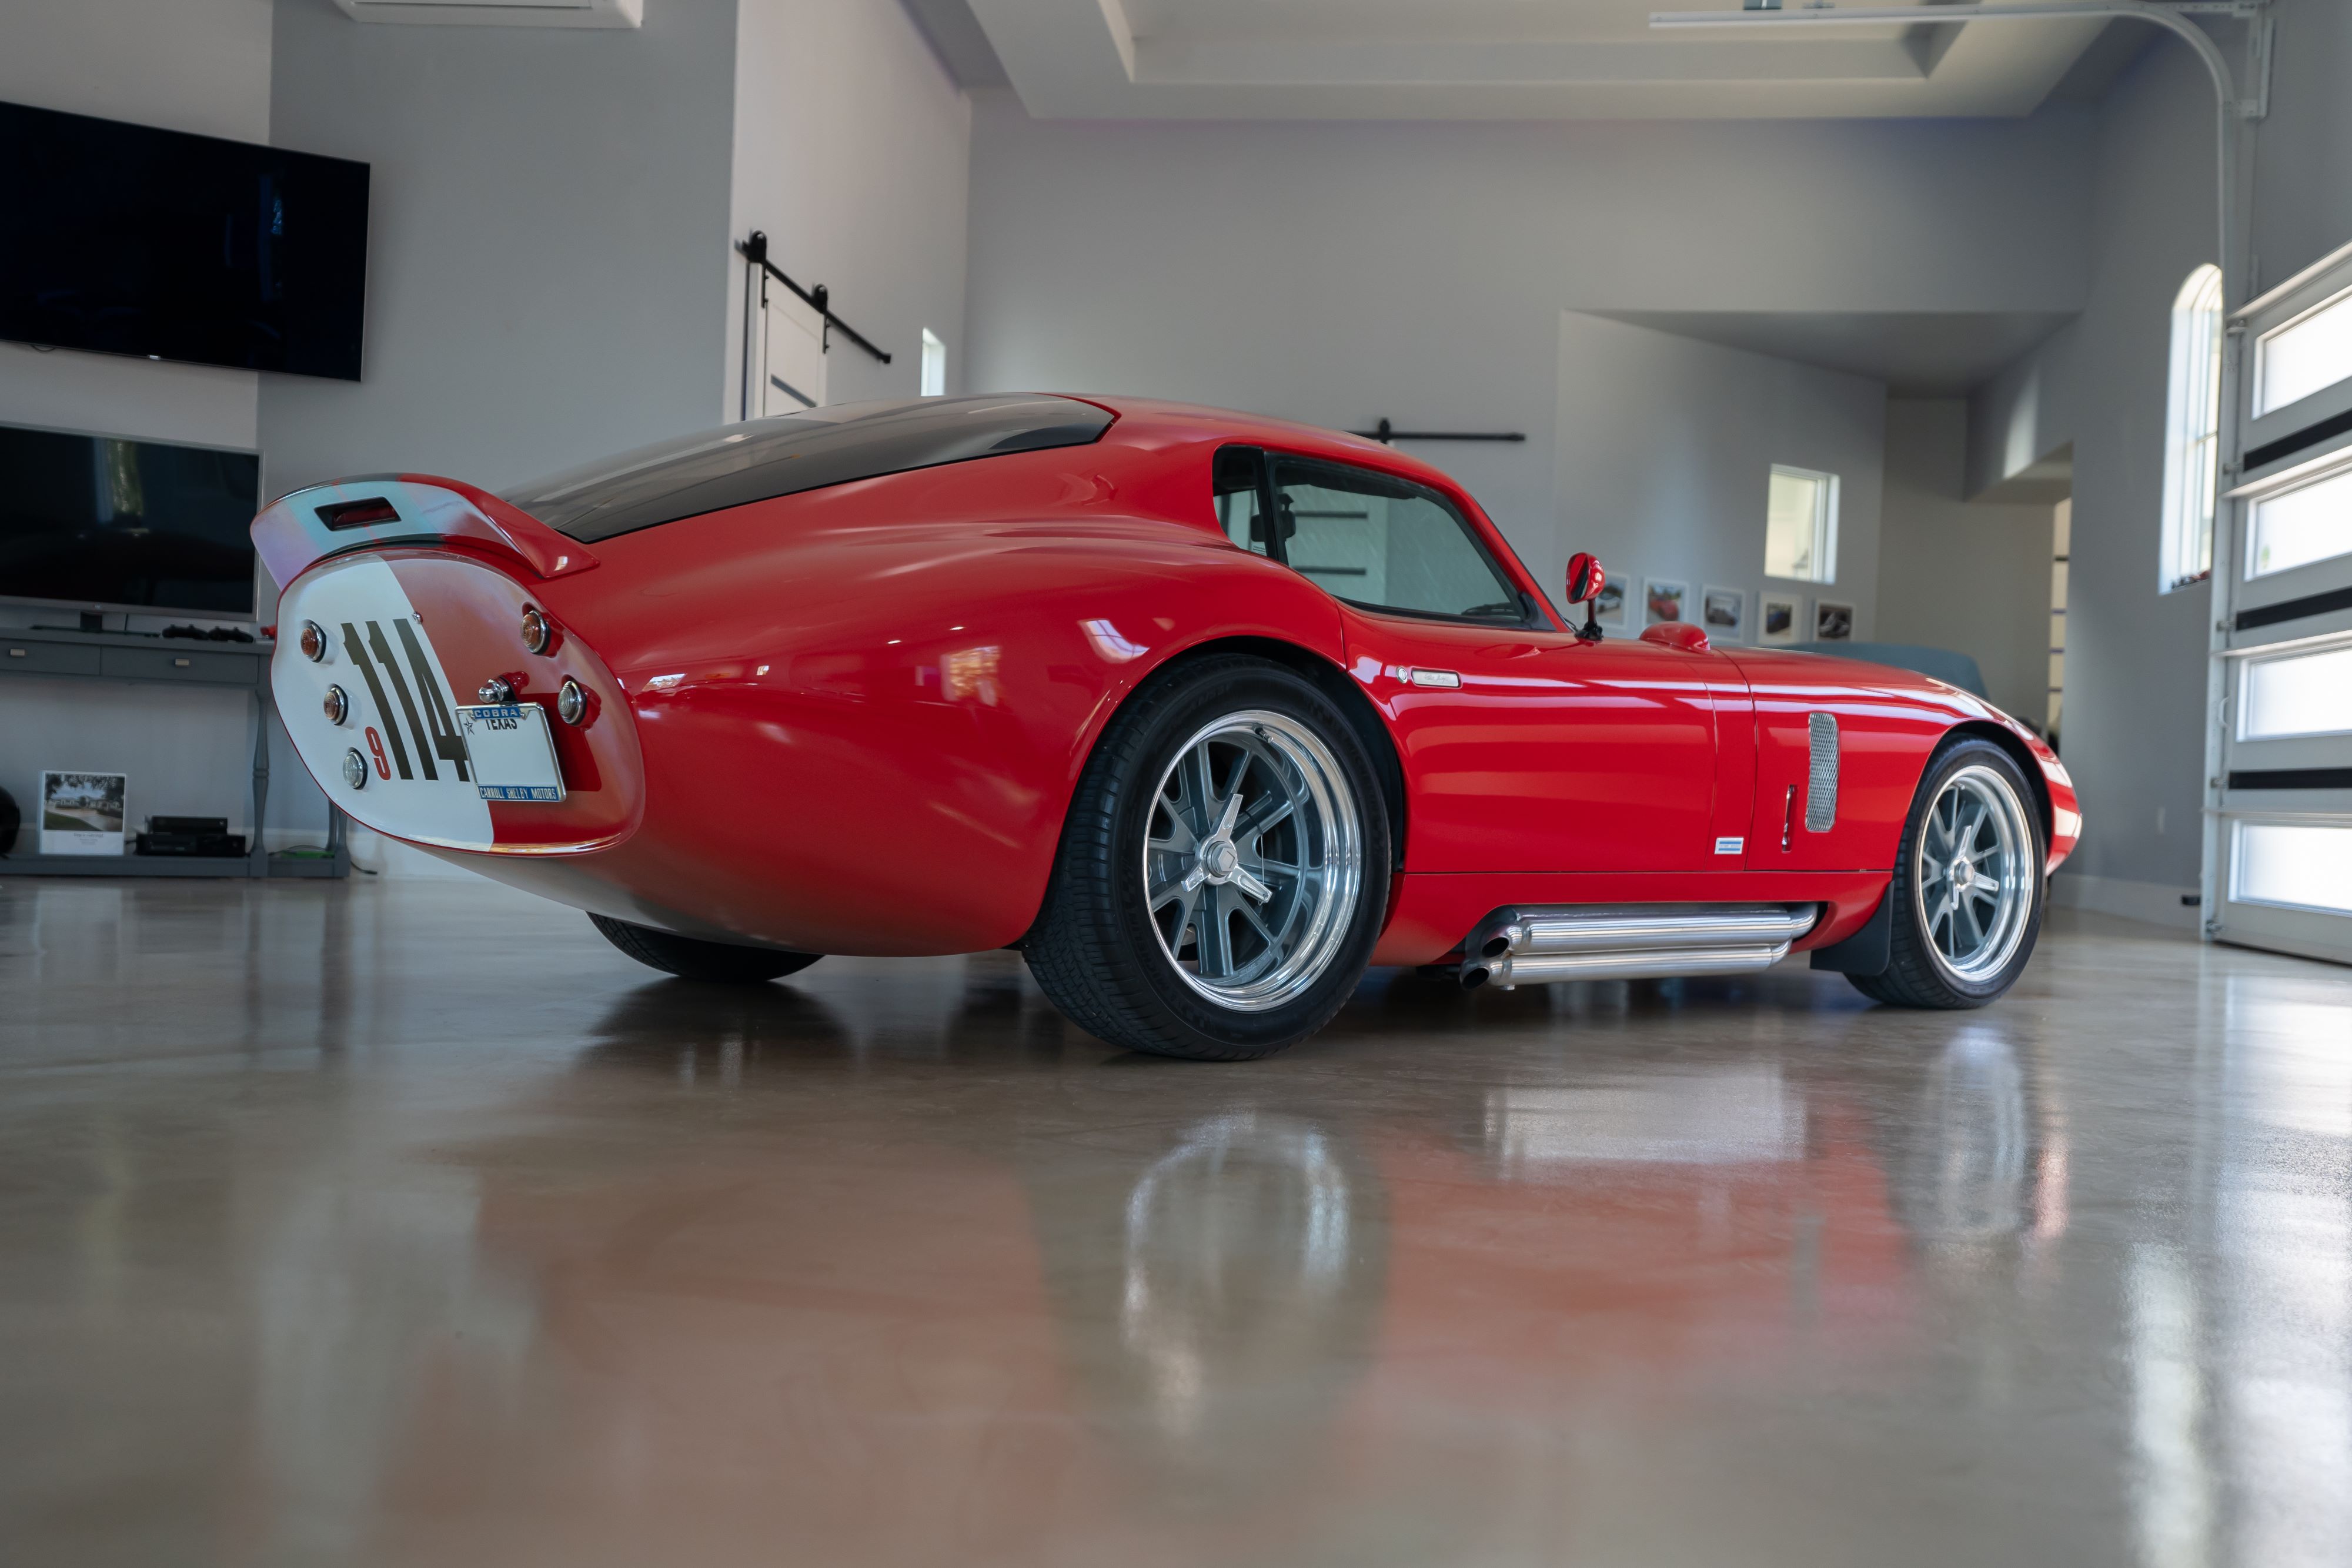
520, 606, 553, 655
322, 685, 349, 724
299, 621, 329, 661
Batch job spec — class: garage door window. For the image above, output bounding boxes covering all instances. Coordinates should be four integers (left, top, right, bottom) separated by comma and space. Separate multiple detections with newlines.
1268, 457, 1526, 624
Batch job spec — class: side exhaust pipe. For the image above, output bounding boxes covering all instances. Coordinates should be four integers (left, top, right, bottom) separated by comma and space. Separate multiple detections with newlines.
1458, 904, 1820, 990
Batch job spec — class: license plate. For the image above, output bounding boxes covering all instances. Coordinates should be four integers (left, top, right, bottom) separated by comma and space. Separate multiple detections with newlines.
457, 704, 566, 802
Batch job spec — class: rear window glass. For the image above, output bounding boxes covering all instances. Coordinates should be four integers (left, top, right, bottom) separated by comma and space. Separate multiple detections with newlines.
505, 394, 1116, 542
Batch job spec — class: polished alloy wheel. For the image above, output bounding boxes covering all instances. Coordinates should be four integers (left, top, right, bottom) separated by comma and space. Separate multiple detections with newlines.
1142, 710, 1364, 1012
1915, 763, 2035, 984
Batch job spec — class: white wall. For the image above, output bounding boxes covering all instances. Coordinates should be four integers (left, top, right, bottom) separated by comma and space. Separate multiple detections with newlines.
726, 0, 974, 414
259, 0, 743, 501
1964, 35, 2229, 908
0, 1, 282, 848
1876, 399, 2054, 726
963, 93, 2092, 600
1555, 314, 1886, 638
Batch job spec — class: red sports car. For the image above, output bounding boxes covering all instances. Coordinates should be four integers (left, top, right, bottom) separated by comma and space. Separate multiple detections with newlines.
253, 395, 2080, 1059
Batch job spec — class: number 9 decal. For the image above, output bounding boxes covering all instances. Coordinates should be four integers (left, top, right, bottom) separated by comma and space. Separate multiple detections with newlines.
365, 726, 392, 781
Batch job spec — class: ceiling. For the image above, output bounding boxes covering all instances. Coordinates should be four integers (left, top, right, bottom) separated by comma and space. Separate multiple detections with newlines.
924, 0, 2126, 120
1591, 310, 2076, 397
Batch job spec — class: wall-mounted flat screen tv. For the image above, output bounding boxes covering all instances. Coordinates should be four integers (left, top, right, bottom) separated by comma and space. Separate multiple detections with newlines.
0, 102, 369, 381
0, 423, 262, 618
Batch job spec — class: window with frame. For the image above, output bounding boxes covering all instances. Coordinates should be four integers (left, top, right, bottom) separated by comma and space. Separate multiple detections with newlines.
2159, 263, 2223, 591
1258, 456, 1528, 624
2254, 283, 2352, 417
1764, 464, 1839, 583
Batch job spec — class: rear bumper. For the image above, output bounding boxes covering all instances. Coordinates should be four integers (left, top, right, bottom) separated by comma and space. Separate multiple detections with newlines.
273, 547, 643, 857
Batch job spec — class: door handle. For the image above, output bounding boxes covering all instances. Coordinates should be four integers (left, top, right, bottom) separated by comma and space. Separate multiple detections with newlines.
1782, 784, 1798, 851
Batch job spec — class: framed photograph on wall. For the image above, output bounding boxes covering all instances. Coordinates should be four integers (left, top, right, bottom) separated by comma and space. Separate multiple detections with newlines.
1700, 585, 1746, 643
1591, 577, 1628, 628
39, 771, 126, 856
1643, 578, 1688, 626
1760, 593, 1800, 645
1813, 599, 1856, 642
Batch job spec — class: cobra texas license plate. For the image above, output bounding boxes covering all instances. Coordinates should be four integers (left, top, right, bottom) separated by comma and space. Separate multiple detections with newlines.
456, 704, 567, 803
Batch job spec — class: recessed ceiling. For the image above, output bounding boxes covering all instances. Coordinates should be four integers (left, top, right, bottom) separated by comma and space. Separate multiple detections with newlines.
958, 0, 2114, 119
1588, 310, 2076, 397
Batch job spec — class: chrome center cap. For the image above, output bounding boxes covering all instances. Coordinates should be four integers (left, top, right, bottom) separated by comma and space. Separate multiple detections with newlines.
1199, 837, 1240, 881
1949, 856, 1976, 892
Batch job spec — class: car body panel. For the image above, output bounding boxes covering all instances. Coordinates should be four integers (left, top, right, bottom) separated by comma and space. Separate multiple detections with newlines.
255, 395, 2080, 967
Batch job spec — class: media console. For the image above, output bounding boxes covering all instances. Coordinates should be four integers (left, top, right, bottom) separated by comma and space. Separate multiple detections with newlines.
0, 627, 349, 878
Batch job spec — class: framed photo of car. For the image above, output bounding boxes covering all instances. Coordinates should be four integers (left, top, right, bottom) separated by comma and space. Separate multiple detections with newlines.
39, 770, 126, 855
1760, 593, 1800, 645
1813, 599, 1856, 641
1701, 585, 1746, 643
1643, 578, 1688, 626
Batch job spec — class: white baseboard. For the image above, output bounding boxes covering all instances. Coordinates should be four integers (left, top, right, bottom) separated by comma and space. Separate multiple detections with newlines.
2049, 871, 2201, 931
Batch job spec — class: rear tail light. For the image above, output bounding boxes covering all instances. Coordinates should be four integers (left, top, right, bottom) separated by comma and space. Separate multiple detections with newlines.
299, 621, 328, 661
557, 678, 587, 726
520, 606, 553, 654
323, 685, 349, 724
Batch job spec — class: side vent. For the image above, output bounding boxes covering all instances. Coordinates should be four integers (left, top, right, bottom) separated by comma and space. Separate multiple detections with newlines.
1806, 713, 1839, 832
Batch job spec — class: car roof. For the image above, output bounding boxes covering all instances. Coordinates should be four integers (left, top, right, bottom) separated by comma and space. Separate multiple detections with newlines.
1077, 395, 1479, 501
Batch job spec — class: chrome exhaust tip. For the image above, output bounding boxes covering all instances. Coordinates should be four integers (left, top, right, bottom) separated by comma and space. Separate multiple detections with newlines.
1455, 903, 1821, 991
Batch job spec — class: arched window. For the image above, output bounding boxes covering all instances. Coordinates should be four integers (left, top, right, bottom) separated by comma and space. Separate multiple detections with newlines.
2160, 263, 2223, 591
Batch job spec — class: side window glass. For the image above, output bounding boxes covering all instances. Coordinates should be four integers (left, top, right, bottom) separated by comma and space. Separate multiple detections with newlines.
1212, 446, 1273, 554
1270, 457, 1524, 623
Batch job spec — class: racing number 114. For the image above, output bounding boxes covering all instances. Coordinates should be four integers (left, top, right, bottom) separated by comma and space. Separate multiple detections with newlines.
336, 618, 471, 783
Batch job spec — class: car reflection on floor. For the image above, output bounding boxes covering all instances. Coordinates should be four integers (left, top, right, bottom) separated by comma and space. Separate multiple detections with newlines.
283, 965, 2055, 1565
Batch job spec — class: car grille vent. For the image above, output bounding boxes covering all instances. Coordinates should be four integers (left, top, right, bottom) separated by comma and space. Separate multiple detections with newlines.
1806, 713, 1839, 833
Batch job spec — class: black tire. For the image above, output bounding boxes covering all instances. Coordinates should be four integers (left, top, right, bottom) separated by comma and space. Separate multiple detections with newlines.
1848, 735, 2046, 1009
589, 912, 822, 983
1024, 654, 1392, 1061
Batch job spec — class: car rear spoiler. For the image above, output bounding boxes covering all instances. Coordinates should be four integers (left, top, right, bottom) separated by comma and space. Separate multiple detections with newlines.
251, 474, 599, 589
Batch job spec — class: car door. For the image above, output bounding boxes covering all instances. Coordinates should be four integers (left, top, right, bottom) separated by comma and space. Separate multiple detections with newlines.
1257, 451, 1726, 872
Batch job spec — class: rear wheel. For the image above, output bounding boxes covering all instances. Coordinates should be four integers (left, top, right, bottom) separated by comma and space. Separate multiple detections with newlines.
589, 913, 822, 983
1849, 737, 2044, 1009
1025, 656, 1390, 1060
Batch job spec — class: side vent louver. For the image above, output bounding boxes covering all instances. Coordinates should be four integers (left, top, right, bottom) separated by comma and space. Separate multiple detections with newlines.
1806, 713, 1839, 832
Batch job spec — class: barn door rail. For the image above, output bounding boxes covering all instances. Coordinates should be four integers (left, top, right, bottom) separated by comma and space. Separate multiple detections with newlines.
737, 232, 892, 365
1349, 418, 1526, 444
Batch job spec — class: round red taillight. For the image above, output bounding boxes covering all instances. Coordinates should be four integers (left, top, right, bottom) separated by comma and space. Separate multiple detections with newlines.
299, 621, 329, 662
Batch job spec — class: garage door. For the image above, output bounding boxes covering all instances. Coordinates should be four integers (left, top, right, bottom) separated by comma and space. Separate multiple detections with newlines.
2210, 238, 2352, 965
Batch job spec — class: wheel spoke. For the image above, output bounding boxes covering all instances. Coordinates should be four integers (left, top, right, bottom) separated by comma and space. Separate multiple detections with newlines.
1194, 885, 1234, 977
1236, 794, 1297, 843
1180, 744, 1217, 835
1955, 891, 1983, 950
1149, 815, 1197, 857
1234, 893, 1279, 946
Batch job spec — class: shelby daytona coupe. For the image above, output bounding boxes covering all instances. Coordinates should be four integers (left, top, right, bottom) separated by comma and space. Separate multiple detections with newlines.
255, 394, 2080, 1059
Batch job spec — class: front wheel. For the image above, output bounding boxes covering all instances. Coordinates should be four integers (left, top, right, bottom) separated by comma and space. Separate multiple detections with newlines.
1848, 737, 2046, 1009
1024, 656, 1391, 1060
589, 913, 823, 983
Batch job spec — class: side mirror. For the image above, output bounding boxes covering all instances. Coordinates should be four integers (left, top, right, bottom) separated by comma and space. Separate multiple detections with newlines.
1566, 551, 1604, 604
1565, 551, 1606, 640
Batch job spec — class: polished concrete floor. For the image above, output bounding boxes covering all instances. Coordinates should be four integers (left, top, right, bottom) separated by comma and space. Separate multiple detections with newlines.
2, 877, 2348, 1567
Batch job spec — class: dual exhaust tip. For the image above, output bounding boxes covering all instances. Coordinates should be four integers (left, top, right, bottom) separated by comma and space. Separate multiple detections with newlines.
1456, 904, 1820, 991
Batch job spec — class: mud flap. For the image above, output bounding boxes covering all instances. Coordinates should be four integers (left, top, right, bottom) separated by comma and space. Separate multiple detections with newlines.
1809, 891, 1892, 976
